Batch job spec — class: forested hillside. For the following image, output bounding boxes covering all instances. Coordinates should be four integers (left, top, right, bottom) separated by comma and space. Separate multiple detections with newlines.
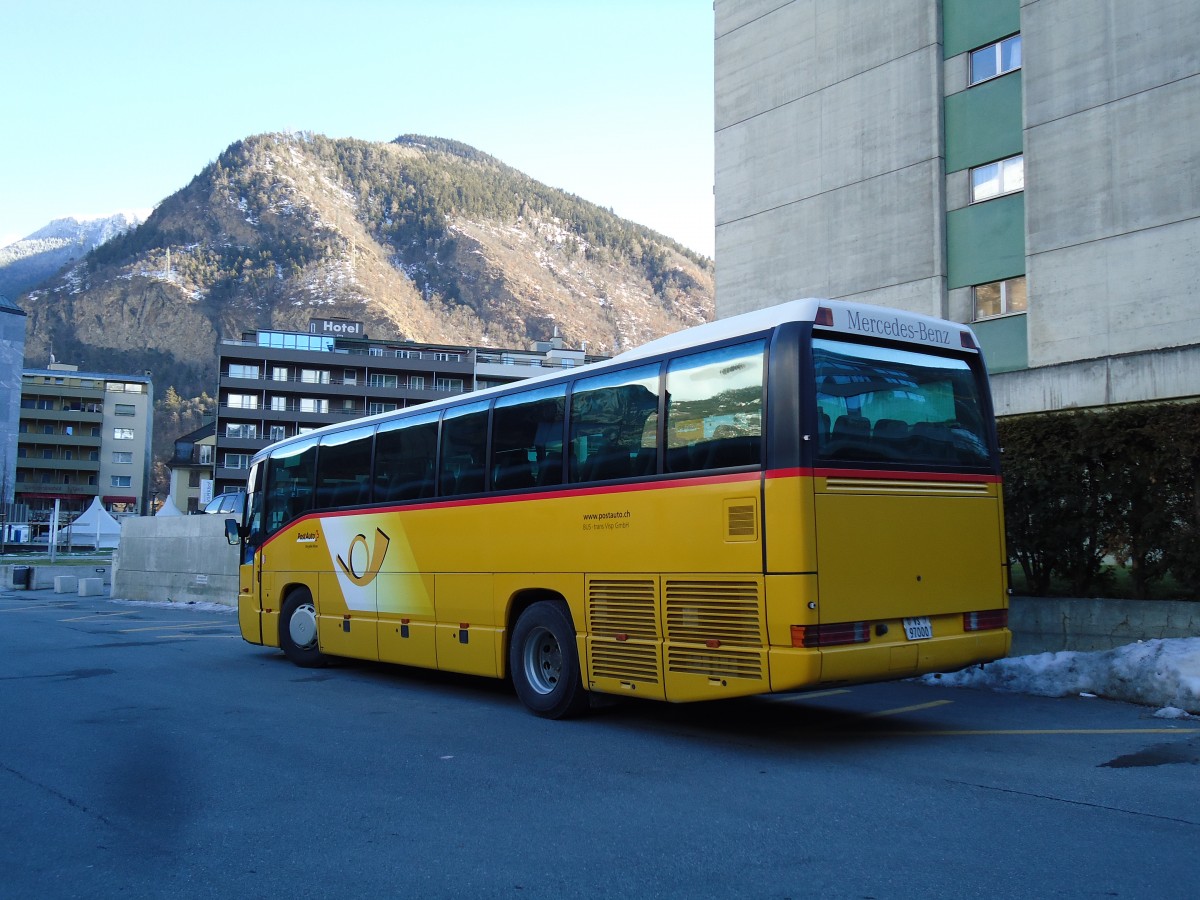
19, 131, 711, 399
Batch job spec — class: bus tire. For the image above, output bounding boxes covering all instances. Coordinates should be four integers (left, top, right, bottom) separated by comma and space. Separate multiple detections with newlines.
510, 600, 588, 719
280, 588, 327, 668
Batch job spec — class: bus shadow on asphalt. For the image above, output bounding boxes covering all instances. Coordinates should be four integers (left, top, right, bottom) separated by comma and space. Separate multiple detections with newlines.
258, 650, 951, 743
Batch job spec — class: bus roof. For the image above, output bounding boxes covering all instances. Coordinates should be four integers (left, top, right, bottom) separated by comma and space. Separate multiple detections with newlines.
609, 298, 976, 364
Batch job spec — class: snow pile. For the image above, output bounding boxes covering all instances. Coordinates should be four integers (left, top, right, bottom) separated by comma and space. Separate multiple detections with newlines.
921, 638, 1200, 714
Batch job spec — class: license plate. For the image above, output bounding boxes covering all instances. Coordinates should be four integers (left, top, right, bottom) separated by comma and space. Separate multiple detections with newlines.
903, 616, 933, 640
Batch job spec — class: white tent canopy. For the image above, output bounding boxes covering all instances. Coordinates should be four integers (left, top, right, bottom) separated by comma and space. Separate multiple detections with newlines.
155, 496, 183, 517
65, 497, 122, 548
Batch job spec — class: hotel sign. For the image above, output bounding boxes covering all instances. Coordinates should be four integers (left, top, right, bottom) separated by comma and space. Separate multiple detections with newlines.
310, 318, 364, 337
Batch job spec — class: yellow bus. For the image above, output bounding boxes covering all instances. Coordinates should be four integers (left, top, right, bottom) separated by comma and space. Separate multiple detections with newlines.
228, 299, 1009, 717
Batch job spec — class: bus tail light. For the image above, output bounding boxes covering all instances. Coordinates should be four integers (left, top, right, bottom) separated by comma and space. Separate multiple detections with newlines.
960, 331, 978, 350
791, 622, 870, 648
963, 609, 1007, 631
815, 306, 835, 327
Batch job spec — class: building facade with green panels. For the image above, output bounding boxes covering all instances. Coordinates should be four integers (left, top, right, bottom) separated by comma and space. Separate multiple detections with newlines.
714, 0, 1200, 414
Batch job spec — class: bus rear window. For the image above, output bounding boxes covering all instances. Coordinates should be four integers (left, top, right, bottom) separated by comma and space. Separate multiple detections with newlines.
812, 338, 991, 468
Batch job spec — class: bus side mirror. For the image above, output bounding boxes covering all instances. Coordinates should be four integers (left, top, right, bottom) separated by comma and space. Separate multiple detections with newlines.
225, 518, 241, 546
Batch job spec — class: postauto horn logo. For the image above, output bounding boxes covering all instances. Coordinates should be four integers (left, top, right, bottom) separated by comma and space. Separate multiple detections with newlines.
336, 528, 390, 587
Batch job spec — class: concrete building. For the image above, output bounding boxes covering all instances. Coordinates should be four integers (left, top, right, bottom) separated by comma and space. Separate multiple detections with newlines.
16, 365, 154, 526
714, 0, 1199, 415
0, 295, 26, 509
213, 317, 604, 495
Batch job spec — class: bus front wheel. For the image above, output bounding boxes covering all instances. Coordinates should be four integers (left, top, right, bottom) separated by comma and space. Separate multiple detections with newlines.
280, 588, 327, 668
510, 601, 588, 719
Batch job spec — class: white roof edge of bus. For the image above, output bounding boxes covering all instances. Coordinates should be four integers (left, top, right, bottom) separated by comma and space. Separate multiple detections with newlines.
608, 297, 975, 365
252, 297, 976, 463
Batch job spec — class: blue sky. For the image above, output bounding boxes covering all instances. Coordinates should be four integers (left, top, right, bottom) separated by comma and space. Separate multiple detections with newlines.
0, 0, 714, 255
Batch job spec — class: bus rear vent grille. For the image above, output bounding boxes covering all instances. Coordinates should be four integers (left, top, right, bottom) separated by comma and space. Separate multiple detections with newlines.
591, 641, 660, 684
727, 504, 756, 537
664, 581, 762, 646
667, 647, 763, 681
588, 579, 658, 638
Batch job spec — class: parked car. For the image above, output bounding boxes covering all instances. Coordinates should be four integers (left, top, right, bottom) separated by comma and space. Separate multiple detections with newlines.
202, 491, 245, 516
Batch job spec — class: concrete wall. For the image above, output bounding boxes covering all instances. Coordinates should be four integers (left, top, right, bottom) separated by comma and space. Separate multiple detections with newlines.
714, 0, 1200, 416
1010, 596, 1200, 656
112, 515, 240, 606
714, 0, 946, 318
3, 563, 111, 590
1022, 0, 1200, 369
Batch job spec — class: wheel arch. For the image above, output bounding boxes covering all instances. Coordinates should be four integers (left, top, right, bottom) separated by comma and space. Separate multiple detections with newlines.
503, 587, 579, 681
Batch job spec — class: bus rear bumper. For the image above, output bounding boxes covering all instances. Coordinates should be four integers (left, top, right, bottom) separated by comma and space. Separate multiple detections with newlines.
820, 629, 1010, 685
768, 629, 1010, 692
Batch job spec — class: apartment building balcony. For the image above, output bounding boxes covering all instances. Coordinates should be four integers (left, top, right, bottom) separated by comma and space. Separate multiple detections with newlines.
17, 458, 101, 472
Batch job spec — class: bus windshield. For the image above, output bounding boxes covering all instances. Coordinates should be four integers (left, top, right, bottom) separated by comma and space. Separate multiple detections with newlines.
813, 338, 991, 468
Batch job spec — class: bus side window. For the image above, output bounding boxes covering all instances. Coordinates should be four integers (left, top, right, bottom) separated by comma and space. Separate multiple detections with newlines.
665, 340, 765, 473
569, 364, 660, 483
374, 413, 439, 502
439, 401, 489, 496
492, 383, 566, 491
315, 425, 374, 508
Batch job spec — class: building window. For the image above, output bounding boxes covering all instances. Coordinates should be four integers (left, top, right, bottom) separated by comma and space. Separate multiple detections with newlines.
42, 449, 54, 460
225, 423, 259, 439
435, 377, 464, 392
114, 403, 136, 416
367, 402, 398, 415
974, 276, 1028, 320
269, 425, 288, 442
369, 373, 398, 388
112, 451, 134, 464
110, 475, 132, 488
408, 375, 425, 390
227, 393, 259, 410
270, 396, 288, 411
971, 155, 1024, 203
199, 445, 214, 465
272, 366, 289, 382
224, 453, 250, 469
299, 398, 329, 414
113, 427, 134, 440
343, 369, 358, 385
300, 369, 330, 384
229, 364, 260, 379
434, 351, 462, 362
970, 34, 1022, 85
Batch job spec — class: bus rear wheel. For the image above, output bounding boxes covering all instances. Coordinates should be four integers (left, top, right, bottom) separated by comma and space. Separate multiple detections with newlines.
510, 601, 588, 719
280, 588, 327, 668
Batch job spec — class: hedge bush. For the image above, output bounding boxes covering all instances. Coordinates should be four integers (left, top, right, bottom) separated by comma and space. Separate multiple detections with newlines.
999, 403, 1200, 600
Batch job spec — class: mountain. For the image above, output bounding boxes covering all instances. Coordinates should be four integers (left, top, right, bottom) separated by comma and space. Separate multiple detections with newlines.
15, 132, 714, 398
0, 213, 141, 301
